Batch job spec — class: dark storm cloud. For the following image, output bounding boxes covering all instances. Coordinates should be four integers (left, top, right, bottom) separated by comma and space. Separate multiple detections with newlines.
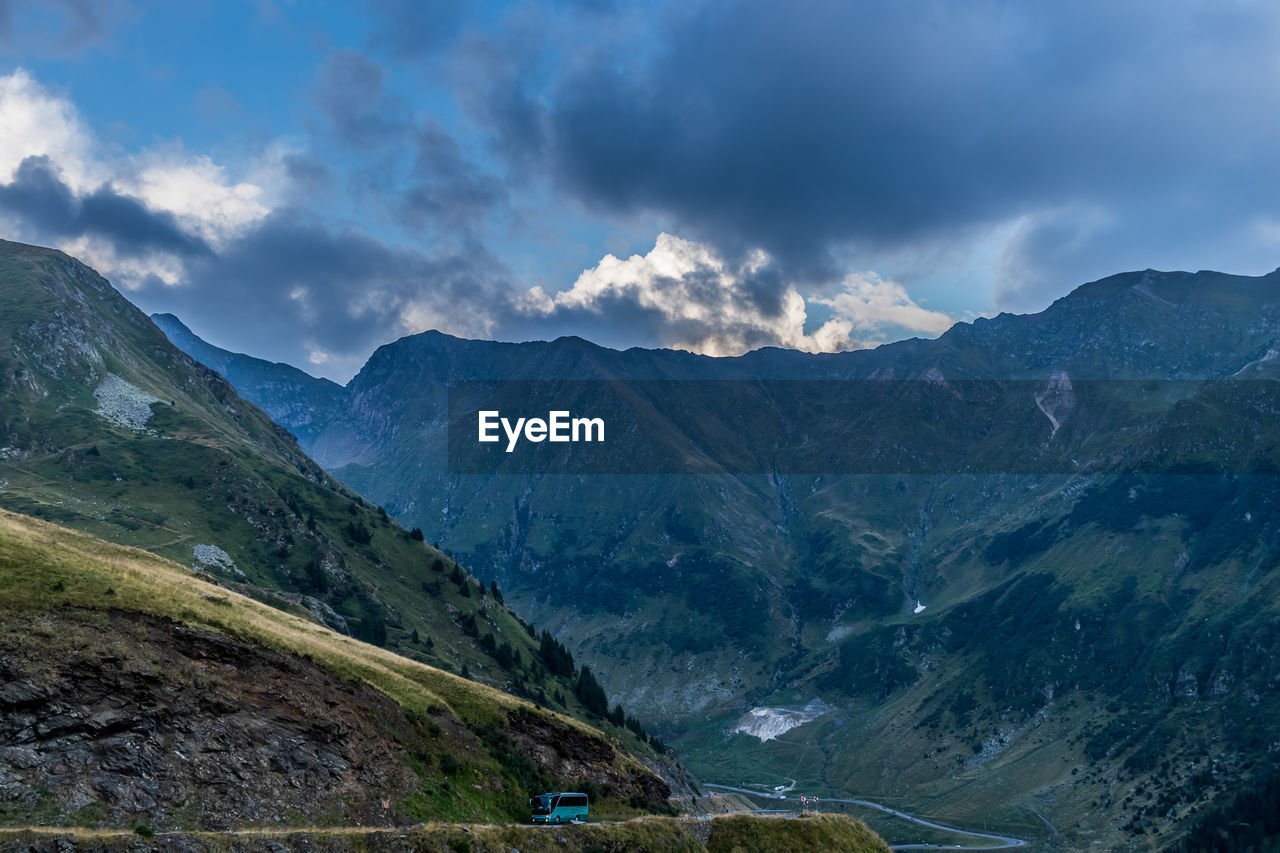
476, 0, 1280, 301
399, 122, 507, 237
309, 49, 409, 150
0, 155, 210, 257
135, 211, 510, 379
364, 0, 465, 59
280, 152, 334, 196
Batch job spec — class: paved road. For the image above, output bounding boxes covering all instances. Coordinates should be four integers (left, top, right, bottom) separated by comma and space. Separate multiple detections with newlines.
704, 783, 1027, 850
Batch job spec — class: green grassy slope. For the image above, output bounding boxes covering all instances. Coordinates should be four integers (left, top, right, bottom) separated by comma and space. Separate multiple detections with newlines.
0, 508, 891, 852
0, 507, 668, 827
0, 239, 666, 771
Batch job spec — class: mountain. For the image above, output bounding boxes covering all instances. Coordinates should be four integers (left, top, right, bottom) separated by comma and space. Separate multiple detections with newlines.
150, 312, 346, 448
0, 238, 692, 825
158, 266, 1280, 848
1, 508, 892, 851
0, 507, 668, 829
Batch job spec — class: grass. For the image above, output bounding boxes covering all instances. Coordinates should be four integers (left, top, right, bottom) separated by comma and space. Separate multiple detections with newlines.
0, 238, 665, 766
0, 502, 896, 853
705, 813, 890, 853
0, 507, 650, 775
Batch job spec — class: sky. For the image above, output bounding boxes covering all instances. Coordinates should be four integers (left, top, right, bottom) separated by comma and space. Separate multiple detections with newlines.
2, 0, 1280, 382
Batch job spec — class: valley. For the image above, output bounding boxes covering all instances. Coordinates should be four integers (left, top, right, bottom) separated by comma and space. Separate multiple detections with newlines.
152, 266, 1280, 849
2, 236, 1277, 848
0, 238, 897, 850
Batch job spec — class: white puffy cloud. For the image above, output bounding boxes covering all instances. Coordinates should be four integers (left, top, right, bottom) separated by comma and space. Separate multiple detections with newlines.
0, 68, 279, 286
0, 69, 100, 190
812, 272, 954, 339
520, 233, 953, 355
119, 149, 271, 247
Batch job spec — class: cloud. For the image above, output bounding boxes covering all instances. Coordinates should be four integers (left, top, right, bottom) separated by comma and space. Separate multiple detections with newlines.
120, 147, 273, 247
813, 272, 952, 340
513, 233, 951, 354
365, 0, 466, 60
0, 68, 278, 286
308, 50, 409, 151
0, 155, 210, 257
0, 0, 135, 55
0, 69, 99, 190
399, 121, 507, 239
474, 0, 1280, 305
134, 212, 510, 381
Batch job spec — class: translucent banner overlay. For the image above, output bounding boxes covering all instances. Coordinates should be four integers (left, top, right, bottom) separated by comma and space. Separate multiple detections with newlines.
446, 379, 1276, 475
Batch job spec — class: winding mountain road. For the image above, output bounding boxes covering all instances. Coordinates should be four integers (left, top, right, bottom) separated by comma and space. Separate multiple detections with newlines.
704, 783, 1027, 850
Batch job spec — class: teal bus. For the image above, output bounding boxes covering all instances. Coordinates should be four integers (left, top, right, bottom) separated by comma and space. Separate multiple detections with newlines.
530, 792, 589, 824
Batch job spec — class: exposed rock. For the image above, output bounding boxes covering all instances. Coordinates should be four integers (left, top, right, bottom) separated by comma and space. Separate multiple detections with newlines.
190, 545, 244, 578
0, 608, 419, 831
93, 375, 162, 432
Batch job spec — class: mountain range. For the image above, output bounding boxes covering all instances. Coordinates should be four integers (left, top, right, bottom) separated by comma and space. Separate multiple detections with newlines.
0, 238, 720, 839
154, 265, 1280, 848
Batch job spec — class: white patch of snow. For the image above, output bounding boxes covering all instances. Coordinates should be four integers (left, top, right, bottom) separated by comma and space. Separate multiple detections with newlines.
731, 699, 828, 742
93, 373, 162, 431
913, 600, 926, 614
1034, 370, 1074, 438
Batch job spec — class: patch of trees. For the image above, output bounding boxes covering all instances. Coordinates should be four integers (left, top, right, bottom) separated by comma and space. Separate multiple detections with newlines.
538, 631, 576, 678
531, 626, 666, 752
344, 520, 373, 545
816, 627, 918, 700
575, 665, 609, 717
1177, 767, 1280, 852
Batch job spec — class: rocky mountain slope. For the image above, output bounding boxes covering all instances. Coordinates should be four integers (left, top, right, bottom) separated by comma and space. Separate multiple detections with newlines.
0, 507, 672, 831
0, 510, 889, 850
156, 264, 1280, 848
0, 239, 681, 818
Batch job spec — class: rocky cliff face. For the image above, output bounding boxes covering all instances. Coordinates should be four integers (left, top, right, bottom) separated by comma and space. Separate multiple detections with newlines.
0, 606, 671, 832
0, 608, 420, 830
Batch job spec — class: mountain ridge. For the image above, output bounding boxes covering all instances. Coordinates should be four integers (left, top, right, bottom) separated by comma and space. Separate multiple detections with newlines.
0, 239, 685, 827
155, 261, 1280, 847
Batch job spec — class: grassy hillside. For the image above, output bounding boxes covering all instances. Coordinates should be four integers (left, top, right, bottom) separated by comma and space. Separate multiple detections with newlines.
0, 507, 668, 828
0, 238, 667, 758
0, 508, 892, 852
